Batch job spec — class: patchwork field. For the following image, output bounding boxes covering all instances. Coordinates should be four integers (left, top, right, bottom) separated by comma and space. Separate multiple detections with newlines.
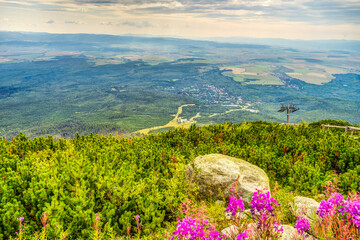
285, 63, 346, 84
221, 61, 349, 86
221, 63, 283, 85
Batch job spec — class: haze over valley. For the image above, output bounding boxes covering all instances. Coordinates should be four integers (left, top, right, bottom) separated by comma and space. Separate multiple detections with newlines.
0, 31, 359, 138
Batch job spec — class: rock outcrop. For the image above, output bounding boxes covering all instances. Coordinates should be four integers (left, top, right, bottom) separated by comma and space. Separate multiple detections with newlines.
186, 154, 270, 206
280, 225, 298, 240
221, 225, 239, 238
293, 196, 320, 221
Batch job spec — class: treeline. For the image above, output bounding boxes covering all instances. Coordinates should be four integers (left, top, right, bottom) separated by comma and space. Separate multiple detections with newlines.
0, 120, 359, 239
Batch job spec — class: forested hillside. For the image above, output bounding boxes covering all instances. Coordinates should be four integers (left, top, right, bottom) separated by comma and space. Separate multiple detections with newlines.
0, 120, 359, 239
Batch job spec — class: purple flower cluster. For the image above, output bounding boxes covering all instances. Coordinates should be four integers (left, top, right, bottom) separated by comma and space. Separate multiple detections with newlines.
257, 213, 269, 228
344, 199, 360, 227
226, 196, 245, 217
236, 231, 248, 240
317, 192, 344, 217
250, 190, 279, 216
272, 221, 283, 236
167, 190, 360, 240
171, 216, 222, 240
316, 192, 360, 229
254, 213, 283, 236
207, 226, 221, 240
294, 217, 310, 235
248, 190, 284, 238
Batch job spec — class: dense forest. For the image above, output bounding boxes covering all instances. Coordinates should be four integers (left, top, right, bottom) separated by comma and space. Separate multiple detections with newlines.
0, 120, 359, 239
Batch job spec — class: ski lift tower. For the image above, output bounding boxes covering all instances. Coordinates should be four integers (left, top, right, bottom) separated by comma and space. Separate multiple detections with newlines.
278, 103, 299, 124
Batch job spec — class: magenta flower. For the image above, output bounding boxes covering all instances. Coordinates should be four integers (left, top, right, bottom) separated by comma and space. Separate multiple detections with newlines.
135, 215, 140, 221
315, 192, 360, 229
207, 225, 221, 239
317, 192, 344, 217
250, 190, 279, 216
226, 195, 245, 217
256, 214, 269, 229
170, 216, 222, 240
236, 231, 248, 240
17, 217, 24, 222
273, 221, 284, 234
202, 219, 209, 225
172, 216, 202, 239
345, 199, 360, 227
294, 217, 310, 235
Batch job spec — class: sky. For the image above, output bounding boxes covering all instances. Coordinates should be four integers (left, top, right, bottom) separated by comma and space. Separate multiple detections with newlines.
0, 0, 360, 40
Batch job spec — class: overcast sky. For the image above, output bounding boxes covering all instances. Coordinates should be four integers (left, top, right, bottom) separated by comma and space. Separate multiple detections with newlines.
1, 0, 360, 40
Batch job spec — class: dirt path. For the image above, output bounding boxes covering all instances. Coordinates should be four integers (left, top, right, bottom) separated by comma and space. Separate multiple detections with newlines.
135, 104, 196, 135
135, 104, 257, 135
208, 106, 248, 118
190, 112, 201, 121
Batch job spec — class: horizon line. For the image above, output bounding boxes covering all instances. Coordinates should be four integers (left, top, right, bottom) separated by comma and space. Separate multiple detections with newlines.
2, 30, 360, 43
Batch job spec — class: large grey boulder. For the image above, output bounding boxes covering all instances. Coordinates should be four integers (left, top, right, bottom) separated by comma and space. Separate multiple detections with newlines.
186, 154, 270, 206
293, 196, 320, 221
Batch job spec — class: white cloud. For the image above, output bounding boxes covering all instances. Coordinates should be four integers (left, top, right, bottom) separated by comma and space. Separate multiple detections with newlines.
100, 21, 114, 25
0, 0, 359, 40
64, 20, 85, 24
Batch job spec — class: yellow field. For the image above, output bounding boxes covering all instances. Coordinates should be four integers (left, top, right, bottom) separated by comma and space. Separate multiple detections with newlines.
221, 64, 283, 85
314, 65, 346, 74
220, 67, 245, 74
285, 64, 345, 85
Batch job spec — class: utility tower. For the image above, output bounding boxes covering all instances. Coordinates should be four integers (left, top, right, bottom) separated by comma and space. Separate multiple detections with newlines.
278, 103, 299, 123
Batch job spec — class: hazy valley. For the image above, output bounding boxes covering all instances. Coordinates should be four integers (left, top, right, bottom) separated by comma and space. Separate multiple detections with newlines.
0, 31, 359, 138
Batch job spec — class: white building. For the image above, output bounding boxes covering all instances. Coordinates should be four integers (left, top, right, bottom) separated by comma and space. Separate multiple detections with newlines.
177, 118, 188, 123
245, 109, 258, 113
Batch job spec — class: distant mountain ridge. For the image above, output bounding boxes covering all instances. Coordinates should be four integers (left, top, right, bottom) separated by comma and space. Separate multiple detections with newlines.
0, 31, 271, 50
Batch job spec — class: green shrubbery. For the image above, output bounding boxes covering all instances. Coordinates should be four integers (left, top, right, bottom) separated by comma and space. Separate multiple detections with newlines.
0, 120, 359, 239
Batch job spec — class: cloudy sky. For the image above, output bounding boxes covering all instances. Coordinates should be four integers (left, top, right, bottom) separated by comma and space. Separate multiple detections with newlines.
0, 0, 360, 40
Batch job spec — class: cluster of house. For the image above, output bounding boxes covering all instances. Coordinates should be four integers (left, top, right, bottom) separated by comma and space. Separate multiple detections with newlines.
177, 118, 188, 123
